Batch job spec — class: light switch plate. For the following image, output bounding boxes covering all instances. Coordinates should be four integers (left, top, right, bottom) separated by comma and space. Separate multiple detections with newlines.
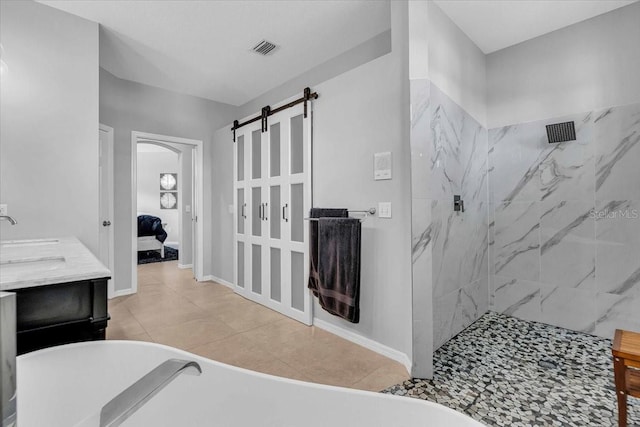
185, 205, 191, 213
0, 204, 6, 216
228, 204, 234, 214
378, 202, 392, 218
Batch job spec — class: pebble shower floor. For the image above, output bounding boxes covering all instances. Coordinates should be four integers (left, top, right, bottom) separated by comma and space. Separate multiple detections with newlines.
383, 312, 640, 426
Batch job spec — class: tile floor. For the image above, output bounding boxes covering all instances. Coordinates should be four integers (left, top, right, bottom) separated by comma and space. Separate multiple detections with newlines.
107, 261, 409, 392
384, 312, 640, 427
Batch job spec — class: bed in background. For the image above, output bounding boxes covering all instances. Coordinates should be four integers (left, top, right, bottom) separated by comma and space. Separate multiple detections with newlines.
137, 214, 168, 258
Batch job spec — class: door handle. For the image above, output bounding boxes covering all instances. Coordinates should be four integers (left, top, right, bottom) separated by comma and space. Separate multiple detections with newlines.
102, 220, 111, 227
264, 203, 268, 221
241, 203, 246, 219
283, 204, 288, 222
259, 203, 263, 220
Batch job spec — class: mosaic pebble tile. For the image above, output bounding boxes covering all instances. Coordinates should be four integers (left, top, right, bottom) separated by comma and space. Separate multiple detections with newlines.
382, 312, 640, 426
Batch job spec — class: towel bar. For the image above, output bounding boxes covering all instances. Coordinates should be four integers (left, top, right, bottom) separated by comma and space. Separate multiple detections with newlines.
304, 208, 376, 222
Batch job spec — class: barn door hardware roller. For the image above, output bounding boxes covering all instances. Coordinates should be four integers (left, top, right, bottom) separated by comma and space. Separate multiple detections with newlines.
231, 87, 319, 142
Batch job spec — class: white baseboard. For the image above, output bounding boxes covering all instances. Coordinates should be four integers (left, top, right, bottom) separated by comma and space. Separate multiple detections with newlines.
109, 288, 135, 299
313, 318, 412, 373
177, 263, 193, 269
201, 274, 234, 289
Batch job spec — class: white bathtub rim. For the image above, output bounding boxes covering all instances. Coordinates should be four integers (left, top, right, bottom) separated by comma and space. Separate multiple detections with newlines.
19, 340, 482, 425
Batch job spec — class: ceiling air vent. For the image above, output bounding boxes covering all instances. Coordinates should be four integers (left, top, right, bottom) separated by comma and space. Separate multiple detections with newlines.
252, 40, 278, 56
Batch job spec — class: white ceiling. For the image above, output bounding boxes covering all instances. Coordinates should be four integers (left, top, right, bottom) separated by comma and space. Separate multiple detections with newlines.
38, 0, 638, 104
38, 0, 390, 106
434, 0, 638, 54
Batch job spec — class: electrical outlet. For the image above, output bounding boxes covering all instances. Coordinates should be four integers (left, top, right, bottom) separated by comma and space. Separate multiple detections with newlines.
378, 202, 392, 218
0, 204, 7, 216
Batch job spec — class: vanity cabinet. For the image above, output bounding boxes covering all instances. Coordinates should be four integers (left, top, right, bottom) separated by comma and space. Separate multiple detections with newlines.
14, 277, 109, 354
0, 237, 112, 355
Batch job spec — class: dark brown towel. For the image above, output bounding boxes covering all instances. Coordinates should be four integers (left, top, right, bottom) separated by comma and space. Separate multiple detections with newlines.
308, 208, 348, 296
316, 217, 361, 323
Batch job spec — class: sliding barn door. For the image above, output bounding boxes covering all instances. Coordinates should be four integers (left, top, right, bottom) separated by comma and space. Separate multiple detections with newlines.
233, 103, 312, 325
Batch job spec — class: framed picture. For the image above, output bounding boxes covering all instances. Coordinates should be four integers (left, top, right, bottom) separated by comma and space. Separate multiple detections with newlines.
160, 173, 177, 191
160, 192, 178, 209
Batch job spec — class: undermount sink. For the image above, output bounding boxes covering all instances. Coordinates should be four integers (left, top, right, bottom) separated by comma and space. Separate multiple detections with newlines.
1, 239, 60, 248
0, 256, 66, 273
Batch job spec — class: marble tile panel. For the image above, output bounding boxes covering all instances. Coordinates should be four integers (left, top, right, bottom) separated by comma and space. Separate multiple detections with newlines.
492, 201, 540, 282
491, 275, 541, 322
429, 84, 487, 203
433, 279, 487, 350
594, 104, 640, 200
411, 198, 433, 265
539, 112, 594, 203
540, 285, 596, 333
488, 123, 545, 203
411, 198, 435, 377
458, 279, 489, 333
540, 200, 595, 290
410, 78, 431, 200
432, 200, 487, 297
593, 292, 640, 337
595, 199, 640, 295
433, 288, 461, 351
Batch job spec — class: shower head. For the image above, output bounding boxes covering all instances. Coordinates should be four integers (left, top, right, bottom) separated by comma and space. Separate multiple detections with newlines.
546, 121, 576, 144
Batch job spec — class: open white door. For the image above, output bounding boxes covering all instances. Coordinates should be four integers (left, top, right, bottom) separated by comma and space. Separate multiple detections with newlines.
234, 103, 313, 325
99, 124, 115, 297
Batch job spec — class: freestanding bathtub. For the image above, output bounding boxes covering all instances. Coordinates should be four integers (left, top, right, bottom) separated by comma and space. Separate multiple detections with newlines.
17, 341, 483, 426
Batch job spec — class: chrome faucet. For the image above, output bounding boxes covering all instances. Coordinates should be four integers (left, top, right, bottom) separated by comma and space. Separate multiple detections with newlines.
0, 292, 17, 427
99, 359, 202, 427
0, 216, 17, 225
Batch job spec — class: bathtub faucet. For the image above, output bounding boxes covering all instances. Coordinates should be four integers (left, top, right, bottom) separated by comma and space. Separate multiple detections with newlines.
0, 216, 17, 225
0, 292, 17, 427
100, 358, 202, 427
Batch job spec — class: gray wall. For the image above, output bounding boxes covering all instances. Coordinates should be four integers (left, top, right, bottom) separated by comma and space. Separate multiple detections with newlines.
211, 125, 235, 283
210, 1, 413, 360
309, 1, 412, 358
236, 29, 392, 120
0, 1, 99, 252
99, 68, 237, 292
487, 1, 640, 129
427, 2, 487, 126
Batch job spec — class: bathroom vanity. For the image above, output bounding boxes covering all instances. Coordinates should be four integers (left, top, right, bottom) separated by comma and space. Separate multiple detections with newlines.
0, 237, 111, 354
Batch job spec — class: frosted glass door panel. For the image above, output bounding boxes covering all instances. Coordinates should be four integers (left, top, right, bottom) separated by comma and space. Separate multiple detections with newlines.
270, 248, 281, 302
237, 188, 244, 234
233, 103, 311, 325
290, 115, 304, 174
237, 242, 245, 288
270, 123, 281, 177
252, 244, 262, 294
290, 183, 304, 242
252, 130, 261, 179
270, 185, 281, 239
252, 187, 261, 237
237, 135, 244, 181
291, 251, 304, 311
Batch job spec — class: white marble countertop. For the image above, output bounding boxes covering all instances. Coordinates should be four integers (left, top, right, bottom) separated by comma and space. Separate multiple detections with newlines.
0, 237, 111, 291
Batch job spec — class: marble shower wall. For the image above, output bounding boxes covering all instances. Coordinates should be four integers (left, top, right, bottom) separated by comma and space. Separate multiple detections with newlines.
488, 103, 640, 337
411, 80, 489, 353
